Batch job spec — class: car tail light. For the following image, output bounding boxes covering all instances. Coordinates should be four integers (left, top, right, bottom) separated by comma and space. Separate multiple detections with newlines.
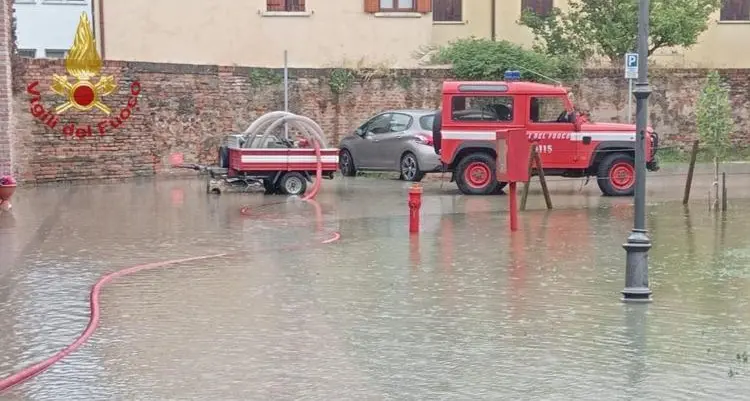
415, 133, 433, 145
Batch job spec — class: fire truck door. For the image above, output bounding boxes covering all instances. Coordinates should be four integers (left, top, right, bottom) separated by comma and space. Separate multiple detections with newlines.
526, 96, 578, 168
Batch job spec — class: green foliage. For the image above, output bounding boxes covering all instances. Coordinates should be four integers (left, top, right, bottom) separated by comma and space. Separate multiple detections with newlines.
696, 70, 733, 161
248, 68, 283, 87
429, 37, 582, 83
396, 75, 413, 90
519, 0, 720, 65
329, 68, 354, 95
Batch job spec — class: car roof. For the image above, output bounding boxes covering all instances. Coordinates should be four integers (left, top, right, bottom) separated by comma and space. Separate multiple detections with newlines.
387, 109, 436, 116
442, 81, 569, 95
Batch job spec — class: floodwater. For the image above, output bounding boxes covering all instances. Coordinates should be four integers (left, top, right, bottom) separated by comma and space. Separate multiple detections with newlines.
2, 169, 750, 400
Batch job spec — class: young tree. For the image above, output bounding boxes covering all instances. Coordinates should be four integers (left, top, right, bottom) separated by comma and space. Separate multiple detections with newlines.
519, 0, 721, 65
696, 70, 733, 211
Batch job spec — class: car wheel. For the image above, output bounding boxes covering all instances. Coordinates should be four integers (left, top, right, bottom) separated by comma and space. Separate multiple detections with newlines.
400, 152, 425, 182
279, 172, 307, 196
455, 153, 498, 195
339, 149, 357, 177
597, 153, 635, 196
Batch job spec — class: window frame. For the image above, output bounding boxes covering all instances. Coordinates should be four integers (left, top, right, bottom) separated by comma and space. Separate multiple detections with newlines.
521, 0, 553, 18
17, 49, 37, 58
364, 113, 394, 135
379, 0, 416, 12
266, 0, 306, 12
449, 95, 516, 123
44, 49, 67, 59
720, 0, 750, 21
528, 95, 574, 125
433, 0, 463, 22
389, 112, 414, 132
418, 114, 436, 131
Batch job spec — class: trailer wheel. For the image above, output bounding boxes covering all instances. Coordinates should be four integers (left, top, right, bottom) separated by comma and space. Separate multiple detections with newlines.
455, 153, 498, 195
279, 172, 307, 196
597, 153, 635, 196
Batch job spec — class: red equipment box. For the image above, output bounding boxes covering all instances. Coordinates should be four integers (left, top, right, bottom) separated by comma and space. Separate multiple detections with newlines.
496, 129, 531, 183
228, 148, 339, 173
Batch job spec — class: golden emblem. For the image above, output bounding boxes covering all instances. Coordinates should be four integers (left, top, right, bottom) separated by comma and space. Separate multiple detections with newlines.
51, 12, 117, 115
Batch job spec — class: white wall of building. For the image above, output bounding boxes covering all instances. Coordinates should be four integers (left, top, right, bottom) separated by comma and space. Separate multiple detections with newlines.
13, 0, 93, 58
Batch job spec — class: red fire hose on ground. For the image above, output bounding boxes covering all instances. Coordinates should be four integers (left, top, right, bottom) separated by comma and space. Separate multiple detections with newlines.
0, 139, 335, 393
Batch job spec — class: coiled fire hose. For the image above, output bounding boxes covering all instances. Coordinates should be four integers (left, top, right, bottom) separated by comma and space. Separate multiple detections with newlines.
0, 112, 337, 393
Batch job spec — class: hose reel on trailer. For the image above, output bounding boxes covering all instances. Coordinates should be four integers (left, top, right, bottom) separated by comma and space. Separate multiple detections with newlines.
209, 112, 338, 196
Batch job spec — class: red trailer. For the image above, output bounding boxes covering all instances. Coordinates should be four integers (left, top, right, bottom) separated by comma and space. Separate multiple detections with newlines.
225, 146, 339, 195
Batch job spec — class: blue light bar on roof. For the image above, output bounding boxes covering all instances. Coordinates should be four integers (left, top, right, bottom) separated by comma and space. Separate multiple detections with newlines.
504, 70, 521, 81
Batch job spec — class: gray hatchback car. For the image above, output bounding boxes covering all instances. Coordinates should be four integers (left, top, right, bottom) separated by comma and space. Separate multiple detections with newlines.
338, 109, 441, 182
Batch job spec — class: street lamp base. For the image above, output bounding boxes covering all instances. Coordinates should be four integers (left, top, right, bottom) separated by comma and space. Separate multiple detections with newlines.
622, 229, 652, 303
621, 287, 653, 303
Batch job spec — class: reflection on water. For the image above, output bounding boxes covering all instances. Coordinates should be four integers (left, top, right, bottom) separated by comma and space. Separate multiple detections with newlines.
1, 180, 750, 399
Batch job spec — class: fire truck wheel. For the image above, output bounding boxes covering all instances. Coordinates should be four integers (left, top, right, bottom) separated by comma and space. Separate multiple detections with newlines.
218, 146, 229, 169
456, 153, 498, 195
339, 149, 357, 177
400, 152, 425, 182
279, 172, 307, 196
597, 153, 635, 196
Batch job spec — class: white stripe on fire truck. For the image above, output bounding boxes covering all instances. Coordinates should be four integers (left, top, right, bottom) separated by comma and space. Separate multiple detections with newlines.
440, 131, 496, 140
570, 132, 636, 142
240, 155, 339, 163
441, 130, 636, 142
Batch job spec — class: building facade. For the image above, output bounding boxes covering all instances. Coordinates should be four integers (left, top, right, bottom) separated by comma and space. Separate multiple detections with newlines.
13, 0, 94, 58
13, 0, 750, 68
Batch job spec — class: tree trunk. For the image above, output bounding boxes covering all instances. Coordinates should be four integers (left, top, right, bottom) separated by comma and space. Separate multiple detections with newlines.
713, 156, 720, 212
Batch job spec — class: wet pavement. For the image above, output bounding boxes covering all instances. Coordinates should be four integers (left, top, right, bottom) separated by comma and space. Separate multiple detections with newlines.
2, 167, 750, 400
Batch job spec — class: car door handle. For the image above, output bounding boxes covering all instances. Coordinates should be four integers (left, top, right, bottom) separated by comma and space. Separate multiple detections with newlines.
395, 135, 404, 139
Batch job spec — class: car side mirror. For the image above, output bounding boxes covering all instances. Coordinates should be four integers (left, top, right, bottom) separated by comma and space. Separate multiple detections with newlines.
355, 128, 365, 137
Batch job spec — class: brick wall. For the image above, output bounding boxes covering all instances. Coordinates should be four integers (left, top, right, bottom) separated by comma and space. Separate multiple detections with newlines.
0, 0, 13, 176
11, 58, 750, 184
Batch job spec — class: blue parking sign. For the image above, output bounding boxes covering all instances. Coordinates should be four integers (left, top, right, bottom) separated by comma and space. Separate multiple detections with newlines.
625, 53, 638, 79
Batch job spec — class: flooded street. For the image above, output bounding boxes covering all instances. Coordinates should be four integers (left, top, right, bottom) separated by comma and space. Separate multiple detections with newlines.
2, 170, 750, 400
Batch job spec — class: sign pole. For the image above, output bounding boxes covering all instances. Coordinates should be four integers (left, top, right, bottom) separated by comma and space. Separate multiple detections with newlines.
284, 50, 289, 140
627, 79, 633, 124
625, 52, 639, 124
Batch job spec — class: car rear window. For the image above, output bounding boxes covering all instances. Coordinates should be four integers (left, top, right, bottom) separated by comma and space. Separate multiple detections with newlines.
419, 114, 435, 131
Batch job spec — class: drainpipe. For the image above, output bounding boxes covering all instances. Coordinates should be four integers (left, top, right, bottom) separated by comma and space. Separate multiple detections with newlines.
490, 0, 496, 41
92, 0, 106, 59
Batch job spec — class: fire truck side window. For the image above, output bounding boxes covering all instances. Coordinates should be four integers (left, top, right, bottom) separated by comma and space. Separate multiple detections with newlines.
451, 96, 513, 122
530, 96, 569, 123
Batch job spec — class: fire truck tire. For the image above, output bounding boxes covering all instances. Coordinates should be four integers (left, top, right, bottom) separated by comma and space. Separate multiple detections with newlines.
597, 153, 636, 196
339, 149, 357, 177
279, 172, 307, 196
455, 153, 498, 195
218, 146, 229, 169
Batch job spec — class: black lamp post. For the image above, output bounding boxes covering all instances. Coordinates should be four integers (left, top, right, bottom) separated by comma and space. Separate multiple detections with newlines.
622, 0, 653, 303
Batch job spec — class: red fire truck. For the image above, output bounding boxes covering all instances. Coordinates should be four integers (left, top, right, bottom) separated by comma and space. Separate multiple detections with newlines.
432, 78, 659, 196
